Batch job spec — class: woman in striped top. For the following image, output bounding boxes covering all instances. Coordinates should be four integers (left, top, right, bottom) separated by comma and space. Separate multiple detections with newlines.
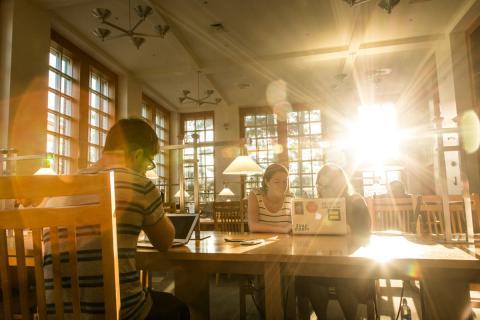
247, 163, 294, 233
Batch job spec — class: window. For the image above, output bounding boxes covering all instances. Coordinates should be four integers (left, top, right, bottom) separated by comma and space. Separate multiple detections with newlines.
347, 104, 402, 196
142, 95, 170, 198
47, 46, 76, 174
47, 31, 116, 173
240, 107, 324, 197
361, 169, 402, 197
241, 108, 279, 194
181, 112, 215, 210
287, 109, 323, 197
88, 71, 114, 165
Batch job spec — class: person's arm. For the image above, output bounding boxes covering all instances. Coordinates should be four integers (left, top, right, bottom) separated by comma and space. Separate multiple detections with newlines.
348, 195, 371, 236
143, 213, 175, 251
247, 191, 291, 233
141, 182, 175, 251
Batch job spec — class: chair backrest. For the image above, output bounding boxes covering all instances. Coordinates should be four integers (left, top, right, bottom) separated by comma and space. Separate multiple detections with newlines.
213, 201, 243, 232
368, 196, 417, 233
0, 173, 120, 320
419, 194, 469, 237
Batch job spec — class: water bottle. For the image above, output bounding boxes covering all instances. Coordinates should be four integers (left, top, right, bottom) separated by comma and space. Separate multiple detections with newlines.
400, 298, 412, 320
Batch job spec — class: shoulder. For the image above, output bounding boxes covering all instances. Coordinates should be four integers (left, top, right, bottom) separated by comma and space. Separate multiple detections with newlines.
86, 166, 155, 194
347, 193, 368, 210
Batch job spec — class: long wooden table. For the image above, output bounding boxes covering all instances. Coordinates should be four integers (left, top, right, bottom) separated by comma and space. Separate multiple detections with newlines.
136, 232, 480, 320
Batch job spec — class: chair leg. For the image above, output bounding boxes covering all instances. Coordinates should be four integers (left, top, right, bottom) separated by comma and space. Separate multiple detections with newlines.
297, 295, 311, 320
239, 285, 247, 320
366, 299, 376, 320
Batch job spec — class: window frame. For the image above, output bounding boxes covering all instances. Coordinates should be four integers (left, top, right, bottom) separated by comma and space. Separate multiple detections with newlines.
50, 30, 117, 171
47, 42, 79, 174
239, 106, 325, 197
180, 111, 215, 208
142, 94, 171, 198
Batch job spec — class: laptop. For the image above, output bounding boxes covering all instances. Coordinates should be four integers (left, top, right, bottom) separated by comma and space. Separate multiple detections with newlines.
291, 198, 347, 235
137, 213, 199, 248
168, 213, 200, 246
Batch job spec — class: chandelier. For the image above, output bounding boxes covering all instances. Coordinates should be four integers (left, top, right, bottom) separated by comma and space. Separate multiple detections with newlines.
343, 0, 400, 14
91, 1, 169, 49
178, 71, 222, 106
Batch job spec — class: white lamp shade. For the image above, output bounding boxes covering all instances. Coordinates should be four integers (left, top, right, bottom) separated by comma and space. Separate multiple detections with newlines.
174, 190, 190, 198
223, 156, 263, 175
218, 187, 235, 196
34, 167, 57, 175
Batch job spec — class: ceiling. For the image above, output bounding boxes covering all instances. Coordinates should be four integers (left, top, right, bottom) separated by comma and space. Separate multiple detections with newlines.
36, 0, 470, 113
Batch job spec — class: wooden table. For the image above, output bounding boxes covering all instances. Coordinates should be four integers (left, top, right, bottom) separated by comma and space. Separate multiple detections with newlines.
136, 232, 480, 320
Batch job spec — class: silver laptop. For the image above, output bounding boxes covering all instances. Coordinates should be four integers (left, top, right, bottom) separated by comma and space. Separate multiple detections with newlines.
137, 213, 199, 248
291, 198, 347, 235
168, 213, 200, 246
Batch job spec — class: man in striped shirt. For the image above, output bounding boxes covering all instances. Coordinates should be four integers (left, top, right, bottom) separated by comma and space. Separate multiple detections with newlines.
43, 118, 189, 319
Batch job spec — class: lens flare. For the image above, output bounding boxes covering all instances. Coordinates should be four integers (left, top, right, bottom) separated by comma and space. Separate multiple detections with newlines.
459, 110, 480, 154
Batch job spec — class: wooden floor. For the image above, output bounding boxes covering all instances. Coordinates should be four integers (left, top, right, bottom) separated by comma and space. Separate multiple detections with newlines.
151, 273, 480, 320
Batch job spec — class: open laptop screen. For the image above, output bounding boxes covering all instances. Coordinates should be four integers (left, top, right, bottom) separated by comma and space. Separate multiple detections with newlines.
167, 214, 199, 242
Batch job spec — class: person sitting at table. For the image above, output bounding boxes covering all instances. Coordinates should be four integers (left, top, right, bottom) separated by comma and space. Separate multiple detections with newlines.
388, 180, 411, 198
297, 163, 371, 320
42, 118, 189, 320
247, 163, 294, 233
246, 163, 293, 316
377, 180, 411, 198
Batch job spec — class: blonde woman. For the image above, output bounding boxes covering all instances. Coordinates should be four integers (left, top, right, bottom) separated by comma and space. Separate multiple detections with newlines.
297, 164, 371, 319
247, 163, 293, 233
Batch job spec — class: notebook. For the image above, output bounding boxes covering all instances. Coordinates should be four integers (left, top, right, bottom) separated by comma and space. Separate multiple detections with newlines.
137, 213, 199, 248
291, 198, 347, 235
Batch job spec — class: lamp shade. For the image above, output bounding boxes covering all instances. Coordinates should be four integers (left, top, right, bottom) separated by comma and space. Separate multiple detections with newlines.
223, 156, 263, 175
174, 190, 190, 198
218, 186, 235, 196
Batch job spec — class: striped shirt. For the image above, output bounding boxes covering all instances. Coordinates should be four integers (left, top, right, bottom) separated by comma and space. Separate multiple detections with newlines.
252, 189, 293, 225
43, 165, 164, 319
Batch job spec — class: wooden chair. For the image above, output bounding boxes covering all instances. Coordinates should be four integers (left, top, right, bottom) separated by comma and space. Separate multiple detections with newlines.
419, 195, 471, 238
0, 173, 120, 319
367, 196, 418, 233
213, 201, 244, 232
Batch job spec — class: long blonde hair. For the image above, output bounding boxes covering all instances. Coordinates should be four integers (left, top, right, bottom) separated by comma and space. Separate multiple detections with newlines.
316, 163, 354, 197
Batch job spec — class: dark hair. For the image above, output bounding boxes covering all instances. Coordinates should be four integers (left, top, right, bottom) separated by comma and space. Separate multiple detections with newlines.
316, 163, 354, 197
261, 163, 289, 192
388, 180, 406, 196
103, 118, 159, 157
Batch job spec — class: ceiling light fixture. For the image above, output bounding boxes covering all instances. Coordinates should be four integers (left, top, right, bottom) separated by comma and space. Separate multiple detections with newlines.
91, 0, 169, 49
377, 0, 400, 13
342, 0, 401, 14
179, 71, 222, 106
